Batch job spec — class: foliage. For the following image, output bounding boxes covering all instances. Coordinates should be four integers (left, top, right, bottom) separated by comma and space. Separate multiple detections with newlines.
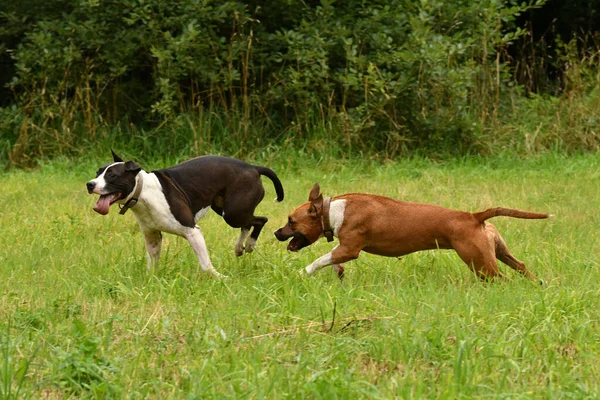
0, 0, 599, 166
1, 319, 39, 399
52, 319, 119, 396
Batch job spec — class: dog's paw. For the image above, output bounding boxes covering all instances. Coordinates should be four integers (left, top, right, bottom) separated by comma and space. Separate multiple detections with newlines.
234, 246, 244, 257
332, 264, 345, 280
207, 268, 229, 279
214, 272, 230, 280
244, 238, 257, 254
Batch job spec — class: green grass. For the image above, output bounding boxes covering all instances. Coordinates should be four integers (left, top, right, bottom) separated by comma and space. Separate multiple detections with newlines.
1, 153, 599, 398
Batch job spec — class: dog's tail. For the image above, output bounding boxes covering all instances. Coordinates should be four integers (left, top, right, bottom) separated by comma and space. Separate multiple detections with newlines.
473, 207, 551, 223
255, 166, 285, 202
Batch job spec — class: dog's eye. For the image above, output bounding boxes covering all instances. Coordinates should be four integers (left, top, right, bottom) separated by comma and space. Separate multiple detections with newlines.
105, 171, 116, 179
288, 217, 295, 227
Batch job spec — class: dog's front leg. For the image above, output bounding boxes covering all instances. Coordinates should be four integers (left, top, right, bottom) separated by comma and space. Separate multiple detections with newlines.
185, 227, 227, 278
303, 250, 334, 276
144, 230, 162, 272
303, 245, 359, 276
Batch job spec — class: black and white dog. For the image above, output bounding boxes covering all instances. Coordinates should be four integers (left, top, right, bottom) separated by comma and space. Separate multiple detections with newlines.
86, 151, 284, 278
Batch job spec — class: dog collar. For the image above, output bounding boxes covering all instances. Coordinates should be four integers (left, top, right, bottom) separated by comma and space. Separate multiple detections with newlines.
119, 173, 143, 215
322, 196, 334, 242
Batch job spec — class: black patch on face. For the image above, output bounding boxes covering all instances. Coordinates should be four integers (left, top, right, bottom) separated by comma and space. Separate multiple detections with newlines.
100, 163, 140, 198
95, 165, 108, 178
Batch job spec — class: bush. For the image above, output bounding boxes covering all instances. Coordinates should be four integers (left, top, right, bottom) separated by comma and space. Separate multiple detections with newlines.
1, 0, 599, 165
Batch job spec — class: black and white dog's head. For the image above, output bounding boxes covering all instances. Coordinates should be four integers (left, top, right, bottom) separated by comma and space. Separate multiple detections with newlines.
86, 150, 141, 215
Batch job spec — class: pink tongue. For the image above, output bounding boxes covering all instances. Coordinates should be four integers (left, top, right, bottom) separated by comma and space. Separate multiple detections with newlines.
93, 194, 119, 215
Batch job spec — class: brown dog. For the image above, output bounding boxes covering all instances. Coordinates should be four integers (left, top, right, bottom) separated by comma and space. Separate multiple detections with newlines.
274, 183, 550, 281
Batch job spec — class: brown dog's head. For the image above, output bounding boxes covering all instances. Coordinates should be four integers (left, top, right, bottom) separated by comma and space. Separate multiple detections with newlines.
274, 183, 326, 252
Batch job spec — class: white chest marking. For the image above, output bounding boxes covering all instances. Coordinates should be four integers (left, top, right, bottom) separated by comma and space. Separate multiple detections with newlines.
130, 171, 188, 236
329, 199, 346, 237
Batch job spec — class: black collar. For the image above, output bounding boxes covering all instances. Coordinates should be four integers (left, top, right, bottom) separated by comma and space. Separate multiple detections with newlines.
119, 174, 143, 215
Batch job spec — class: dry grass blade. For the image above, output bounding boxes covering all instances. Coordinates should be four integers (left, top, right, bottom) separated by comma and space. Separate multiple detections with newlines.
242, 314, 399, 341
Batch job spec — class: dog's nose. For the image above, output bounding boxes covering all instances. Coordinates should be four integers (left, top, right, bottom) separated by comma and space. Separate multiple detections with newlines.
86, 181, 96, 193
274, 228, 283, 240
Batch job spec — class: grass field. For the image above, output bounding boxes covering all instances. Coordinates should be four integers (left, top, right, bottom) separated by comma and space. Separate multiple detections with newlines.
1, 153, 599, 398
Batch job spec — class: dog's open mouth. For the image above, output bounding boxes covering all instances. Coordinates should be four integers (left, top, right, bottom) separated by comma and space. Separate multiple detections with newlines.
287, 233, 311, 252
93, 193, 122, 215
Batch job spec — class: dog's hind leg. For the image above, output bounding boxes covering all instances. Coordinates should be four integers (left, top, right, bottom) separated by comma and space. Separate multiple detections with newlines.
487, 223, 538, 282
452, 233, 505, 281
235, 228, 251, 256
244, 216, 268, 254
185, 227, 227, 278
144, 230, 162, 272
223, 184, 267, 255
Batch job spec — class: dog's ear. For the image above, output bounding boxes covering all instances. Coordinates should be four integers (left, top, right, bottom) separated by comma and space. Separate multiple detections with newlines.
308, 183, 321, 202
308, 183, 323, 215
111, 149, 124, 163
124, 161, 141, 173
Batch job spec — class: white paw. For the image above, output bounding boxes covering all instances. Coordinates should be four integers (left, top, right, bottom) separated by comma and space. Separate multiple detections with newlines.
214, 272, 229, 279
208, 269, 229, 279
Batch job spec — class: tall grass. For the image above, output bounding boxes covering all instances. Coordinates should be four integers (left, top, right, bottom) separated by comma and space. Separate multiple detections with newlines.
0, 153, 599, 397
